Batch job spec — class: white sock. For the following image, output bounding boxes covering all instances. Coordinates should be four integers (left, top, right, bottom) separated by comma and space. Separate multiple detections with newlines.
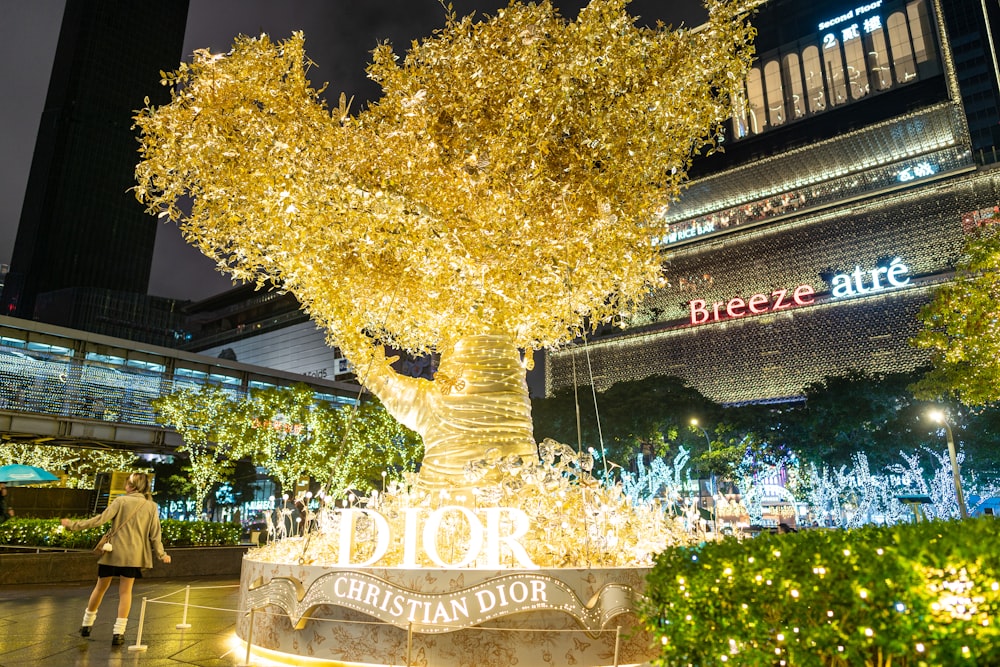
113, 617, 127, 635
82, 610, 97, 627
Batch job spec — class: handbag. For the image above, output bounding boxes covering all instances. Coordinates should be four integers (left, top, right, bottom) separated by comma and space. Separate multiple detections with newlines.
92, 532, 113, 555
91, 502, 144, 556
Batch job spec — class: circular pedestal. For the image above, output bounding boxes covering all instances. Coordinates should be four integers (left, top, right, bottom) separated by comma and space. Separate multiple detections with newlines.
238, 556, 655, 666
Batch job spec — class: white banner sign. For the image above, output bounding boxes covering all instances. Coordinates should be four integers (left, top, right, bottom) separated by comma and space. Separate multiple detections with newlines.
246, 570, 641, 635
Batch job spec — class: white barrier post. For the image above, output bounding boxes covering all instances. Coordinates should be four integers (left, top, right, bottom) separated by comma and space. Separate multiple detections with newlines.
613, 625, 621, 666
127, 597, 149, 652
176, 585, 193, 629
238, 609, 256, 667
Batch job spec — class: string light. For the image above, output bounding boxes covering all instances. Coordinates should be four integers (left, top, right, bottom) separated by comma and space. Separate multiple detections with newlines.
249, 438, 703, 568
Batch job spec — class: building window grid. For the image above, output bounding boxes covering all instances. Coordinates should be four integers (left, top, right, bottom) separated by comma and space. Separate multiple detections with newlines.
658, 145, 969, 246
661, 102, 964, 226
734, 1, 935, 139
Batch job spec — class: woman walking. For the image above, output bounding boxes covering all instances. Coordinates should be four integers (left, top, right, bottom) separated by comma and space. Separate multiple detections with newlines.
61, 472, 171, 646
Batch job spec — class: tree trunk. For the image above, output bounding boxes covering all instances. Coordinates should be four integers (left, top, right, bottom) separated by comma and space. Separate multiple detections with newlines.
364, 333, 538, 491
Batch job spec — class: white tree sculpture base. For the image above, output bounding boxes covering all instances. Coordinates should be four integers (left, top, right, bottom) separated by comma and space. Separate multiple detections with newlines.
237, 556, 655, 666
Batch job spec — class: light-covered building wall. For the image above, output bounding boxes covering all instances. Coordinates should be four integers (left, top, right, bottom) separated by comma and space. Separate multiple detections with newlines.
196, 321, 350, 382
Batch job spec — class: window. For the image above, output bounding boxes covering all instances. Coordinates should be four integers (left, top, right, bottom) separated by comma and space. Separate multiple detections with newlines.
907, 0, 935, 64
764, 59, 786, 126
843, 30, 869, 100
746, 68, 766, 134
867, 25, 893, 91
887, 11, 917, 83
802, 45, 827, 113
731, 84, 751, 138
823, 35, 848, 106
782, 52, 807, 119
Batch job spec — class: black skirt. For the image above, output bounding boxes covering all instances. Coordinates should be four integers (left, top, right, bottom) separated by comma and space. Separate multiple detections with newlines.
98, 564, 143, 579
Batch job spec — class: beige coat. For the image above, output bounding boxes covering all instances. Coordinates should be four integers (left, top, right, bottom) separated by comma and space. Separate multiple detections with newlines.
69, 492, 168, 569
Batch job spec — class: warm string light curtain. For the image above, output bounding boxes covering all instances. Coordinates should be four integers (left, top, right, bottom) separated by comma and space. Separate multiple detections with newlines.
366, 334, 537, 490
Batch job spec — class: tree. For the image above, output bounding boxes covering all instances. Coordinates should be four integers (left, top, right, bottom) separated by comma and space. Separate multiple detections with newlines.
777, 370, 934, 471
531, 374, 720, 469
0, 444, 139, 489
153, 383, 423, 502
148, 455, 196, 519
225, 384, 342, 495
152, 385, 237, 518
134, 0, 756, 490
912, 224, 1000, 405
323, 398, 423, 497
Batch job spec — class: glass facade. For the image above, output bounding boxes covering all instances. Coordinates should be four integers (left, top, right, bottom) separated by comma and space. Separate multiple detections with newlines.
732, 0, 940, 140
0, 319, 356, 428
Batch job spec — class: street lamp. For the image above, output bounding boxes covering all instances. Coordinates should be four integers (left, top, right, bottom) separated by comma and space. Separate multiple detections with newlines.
690, 418, 712, 452
690, 418, 718, 533
928, 409, 969, 519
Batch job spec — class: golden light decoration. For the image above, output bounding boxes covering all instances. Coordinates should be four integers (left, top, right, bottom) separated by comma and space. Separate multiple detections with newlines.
256, 438, 700, 569
134, 0, 757, 489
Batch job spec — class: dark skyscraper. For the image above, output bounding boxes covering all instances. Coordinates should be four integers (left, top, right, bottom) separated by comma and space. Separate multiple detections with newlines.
1, 1, 190, 328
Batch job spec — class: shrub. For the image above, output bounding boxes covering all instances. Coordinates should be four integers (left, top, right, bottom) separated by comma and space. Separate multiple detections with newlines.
643, 518, 1000, 666
0, 518, 240, 549
0, 518, 103, 549
160, 518, 240, 546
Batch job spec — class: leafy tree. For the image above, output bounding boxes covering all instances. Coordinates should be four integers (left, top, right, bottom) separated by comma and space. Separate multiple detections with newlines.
532, 374, 722, 470
912, 224, 1000, 405
777, 369, 936, 471
134, 1, 756, 489
153, 383, 423, 504
148, 455, 196, 518
225, 384, 342, 495
323, 398, 423, 497
690, 421, 749, 481
228, 458, 261, 510
963, 406, 1000, 476
152, 385, 238, 518
0, 444, 138, 489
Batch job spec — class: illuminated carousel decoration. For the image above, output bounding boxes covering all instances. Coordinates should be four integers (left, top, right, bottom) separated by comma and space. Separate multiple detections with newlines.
135, 0, 756, 664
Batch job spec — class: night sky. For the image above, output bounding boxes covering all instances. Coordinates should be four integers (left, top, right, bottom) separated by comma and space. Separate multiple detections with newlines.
1, 0, 707, 302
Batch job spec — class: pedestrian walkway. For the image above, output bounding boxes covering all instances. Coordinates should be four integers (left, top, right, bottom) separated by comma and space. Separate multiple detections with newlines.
0, 576, 250, 666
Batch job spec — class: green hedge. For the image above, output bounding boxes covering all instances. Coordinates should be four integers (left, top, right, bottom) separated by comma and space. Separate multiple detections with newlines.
160, 518, 240, 546
643, 518, 1000, 666
0, 518, 240, 549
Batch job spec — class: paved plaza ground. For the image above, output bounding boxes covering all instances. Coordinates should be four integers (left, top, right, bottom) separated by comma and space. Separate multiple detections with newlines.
0, 576, 250, 666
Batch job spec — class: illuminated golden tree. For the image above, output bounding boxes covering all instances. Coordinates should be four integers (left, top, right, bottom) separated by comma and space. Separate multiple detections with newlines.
135, 0, 756, 490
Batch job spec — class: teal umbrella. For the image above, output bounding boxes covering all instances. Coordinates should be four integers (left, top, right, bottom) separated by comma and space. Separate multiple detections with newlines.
0, 464, 59, 484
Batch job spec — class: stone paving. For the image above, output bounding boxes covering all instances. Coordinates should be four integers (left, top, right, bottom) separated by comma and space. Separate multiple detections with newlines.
0, 576, 253, 666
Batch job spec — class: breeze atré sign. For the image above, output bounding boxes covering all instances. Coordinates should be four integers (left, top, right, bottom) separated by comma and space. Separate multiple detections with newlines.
688, 257, 911, 325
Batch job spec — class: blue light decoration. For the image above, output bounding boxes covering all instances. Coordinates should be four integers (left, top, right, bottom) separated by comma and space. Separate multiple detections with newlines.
897, 161, 938, 183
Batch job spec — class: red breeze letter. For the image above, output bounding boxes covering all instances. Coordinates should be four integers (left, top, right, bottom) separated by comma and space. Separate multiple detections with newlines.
793, 284, 815, 305
689, 300, 709, 325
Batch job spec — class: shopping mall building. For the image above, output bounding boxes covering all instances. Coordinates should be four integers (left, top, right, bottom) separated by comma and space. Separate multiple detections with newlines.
544, 0, 1000, 404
